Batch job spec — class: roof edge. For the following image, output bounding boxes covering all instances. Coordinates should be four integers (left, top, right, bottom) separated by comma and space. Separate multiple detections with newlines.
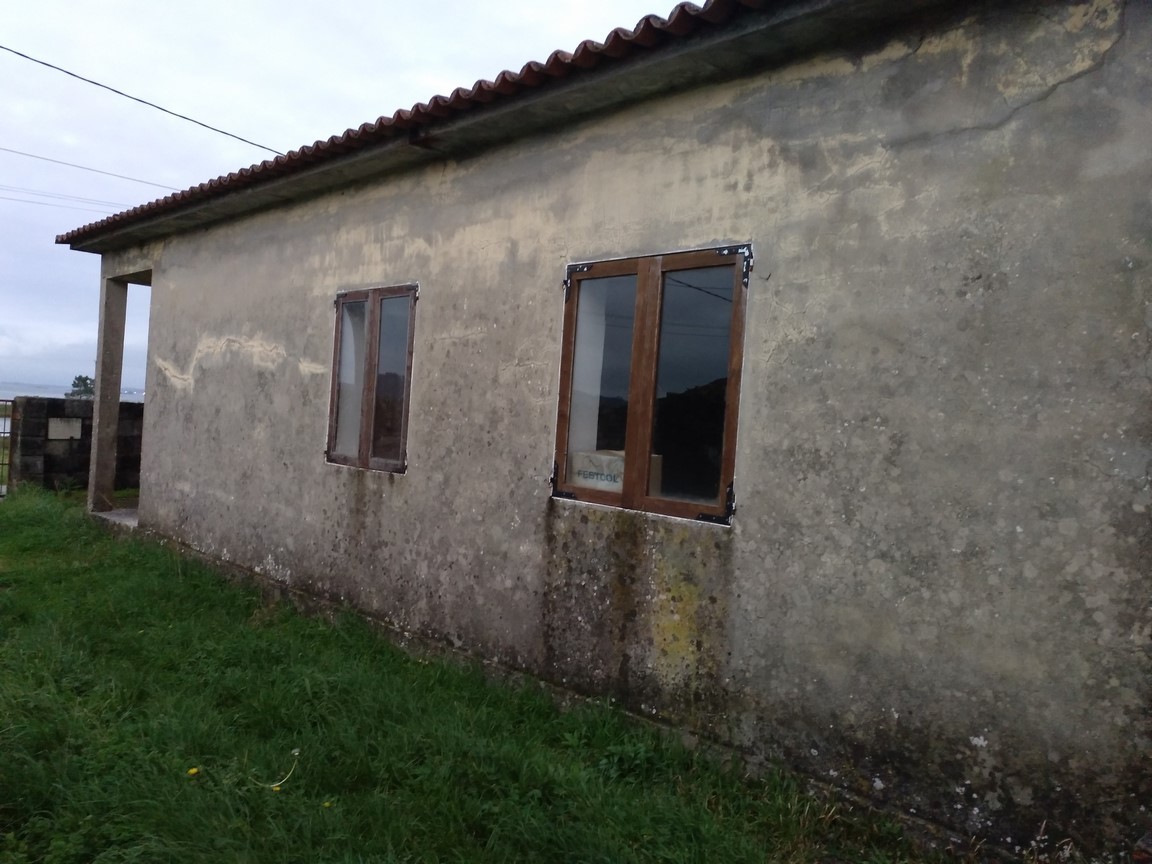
59, 0, 953, 253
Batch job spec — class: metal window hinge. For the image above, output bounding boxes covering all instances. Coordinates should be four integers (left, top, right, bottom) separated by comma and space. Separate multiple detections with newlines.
550, 461, 577, 499
563, 263, 593, 301
696, 482, 736, 525
716, 244, 754, 288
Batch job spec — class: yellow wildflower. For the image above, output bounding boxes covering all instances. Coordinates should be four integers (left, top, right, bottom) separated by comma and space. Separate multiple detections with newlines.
272, 785, 282, 792
186, 767, 200, 776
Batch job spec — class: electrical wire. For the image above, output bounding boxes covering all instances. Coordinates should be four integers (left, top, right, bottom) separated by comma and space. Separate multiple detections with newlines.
0, 184, 130, 207
0, 44, 284, 156
0, 146, 178, 190
0, 194, 114, 214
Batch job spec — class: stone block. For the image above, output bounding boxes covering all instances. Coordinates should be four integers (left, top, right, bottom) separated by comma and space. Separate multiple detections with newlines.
13, 455, 43, 482
44, 440, 75, 459
16, 417, 46, 440
14, 398, 47, 421
63, 399, 95, 419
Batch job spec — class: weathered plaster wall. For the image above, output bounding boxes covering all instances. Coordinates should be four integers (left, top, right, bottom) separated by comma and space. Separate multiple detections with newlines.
131, 0, 1149, 851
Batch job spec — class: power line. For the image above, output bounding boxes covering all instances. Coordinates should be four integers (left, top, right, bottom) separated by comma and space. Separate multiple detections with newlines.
0, 194, 114, 214
0, 44, 285, 156
0, 146, 178, 190
0, 184, 130, 207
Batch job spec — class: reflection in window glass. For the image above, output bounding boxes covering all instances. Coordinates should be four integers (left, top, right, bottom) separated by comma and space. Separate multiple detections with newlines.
566, 275, 636, 492
371, 295, 411, 462
648, 265, 734, 503
332, 300, 366, 458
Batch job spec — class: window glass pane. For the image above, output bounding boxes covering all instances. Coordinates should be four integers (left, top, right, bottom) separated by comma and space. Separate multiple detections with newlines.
648, 265, 734, 503
566, 274, 636, 492
332, 300, 367, 458
371, 294, 411, 463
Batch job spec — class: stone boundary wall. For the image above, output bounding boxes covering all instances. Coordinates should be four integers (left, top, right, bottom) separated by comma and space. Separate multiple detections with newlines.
10, 397, 143, 491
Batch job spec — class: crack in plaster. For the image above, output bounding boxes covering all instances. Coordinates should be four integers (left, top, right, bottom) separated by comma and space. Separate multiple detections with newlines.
887, 2, 1125, 149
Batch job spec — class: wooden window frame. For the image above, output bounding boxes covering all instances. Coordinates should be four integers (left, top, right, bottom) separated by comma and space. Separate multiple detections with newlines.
553, 245, 750, 524
326, 284, 417, 473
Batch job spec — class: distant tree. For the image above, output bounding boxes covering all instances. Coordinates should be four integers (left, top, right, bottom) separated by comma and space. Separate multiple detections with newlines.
68, 374, 95, 399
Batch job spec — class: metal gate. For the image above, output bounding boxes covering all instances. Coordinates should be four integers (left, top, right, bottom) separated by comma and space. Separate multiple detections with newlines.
0, 399, 11, 498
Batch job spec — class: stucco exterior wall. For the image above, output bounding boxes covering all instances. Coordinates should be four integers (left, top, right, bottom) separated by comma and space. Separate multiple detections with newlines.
121, 1, 1149, 851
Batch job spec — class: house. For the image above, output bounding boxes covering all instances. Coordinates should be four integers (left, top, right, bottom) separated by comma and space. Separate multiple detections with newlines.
58, 0, 1151, 853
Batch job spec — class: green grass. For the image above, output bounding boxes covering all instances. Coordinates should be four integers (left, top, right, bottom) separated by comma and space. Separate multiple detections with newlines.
0, 489, 940, 864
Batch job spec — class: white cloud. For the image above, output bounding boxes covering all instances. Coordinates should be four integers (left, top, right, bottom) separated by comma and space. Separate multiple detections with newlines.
1, 0, 663, 385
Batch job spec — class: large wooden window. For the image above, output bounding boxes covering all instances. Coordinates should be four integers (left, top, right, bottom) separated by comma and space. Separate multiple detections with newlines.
554, 246, 750, 523
327, 285, 417, 473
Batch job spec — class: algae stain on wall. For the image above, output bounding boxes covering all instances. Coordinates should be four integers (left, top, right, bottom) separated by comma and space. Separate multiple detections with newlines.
648, 571, 705, 690
541, 499, 734, 729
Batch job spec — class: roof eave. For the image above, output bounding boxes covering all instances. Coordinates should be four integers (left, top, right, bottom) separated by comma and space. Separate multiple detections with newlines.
61, 0, 955, 255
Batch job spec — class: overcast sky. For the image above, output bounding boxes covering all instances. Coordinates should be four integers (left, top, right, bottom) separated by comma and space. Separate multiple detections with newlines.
1, 0, 665, 389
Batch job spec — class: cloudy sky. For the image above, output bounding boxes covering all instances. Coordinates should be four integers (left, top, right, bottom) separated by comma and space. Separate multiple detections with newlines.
1, 0, 665, 389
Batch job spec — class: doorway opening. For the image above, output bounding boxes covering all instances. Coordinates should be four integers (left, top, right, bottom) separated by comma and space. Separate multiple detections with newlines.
88, 269, 151, 518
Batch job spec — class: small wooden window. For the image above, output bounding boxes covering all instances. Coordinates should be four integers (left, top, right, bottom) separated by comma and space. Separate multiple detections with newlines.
327, 285, 417, 473
554, 246, 749, 523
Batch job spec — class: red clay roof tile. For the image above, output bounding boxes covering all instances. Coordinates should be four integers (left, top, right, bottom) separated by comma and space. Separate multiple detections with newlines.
57, 0, 765, 247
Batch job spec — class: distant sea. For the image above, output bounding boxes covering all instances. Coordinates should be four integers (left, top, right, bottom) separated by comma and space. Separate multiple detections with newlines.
0, 382, 68, 401
0, 382, 145, 402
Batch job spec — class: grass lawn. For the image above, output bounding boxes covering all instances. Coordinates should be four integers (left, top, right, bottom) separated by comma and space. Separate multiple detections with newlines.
0, 489, 942, 864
